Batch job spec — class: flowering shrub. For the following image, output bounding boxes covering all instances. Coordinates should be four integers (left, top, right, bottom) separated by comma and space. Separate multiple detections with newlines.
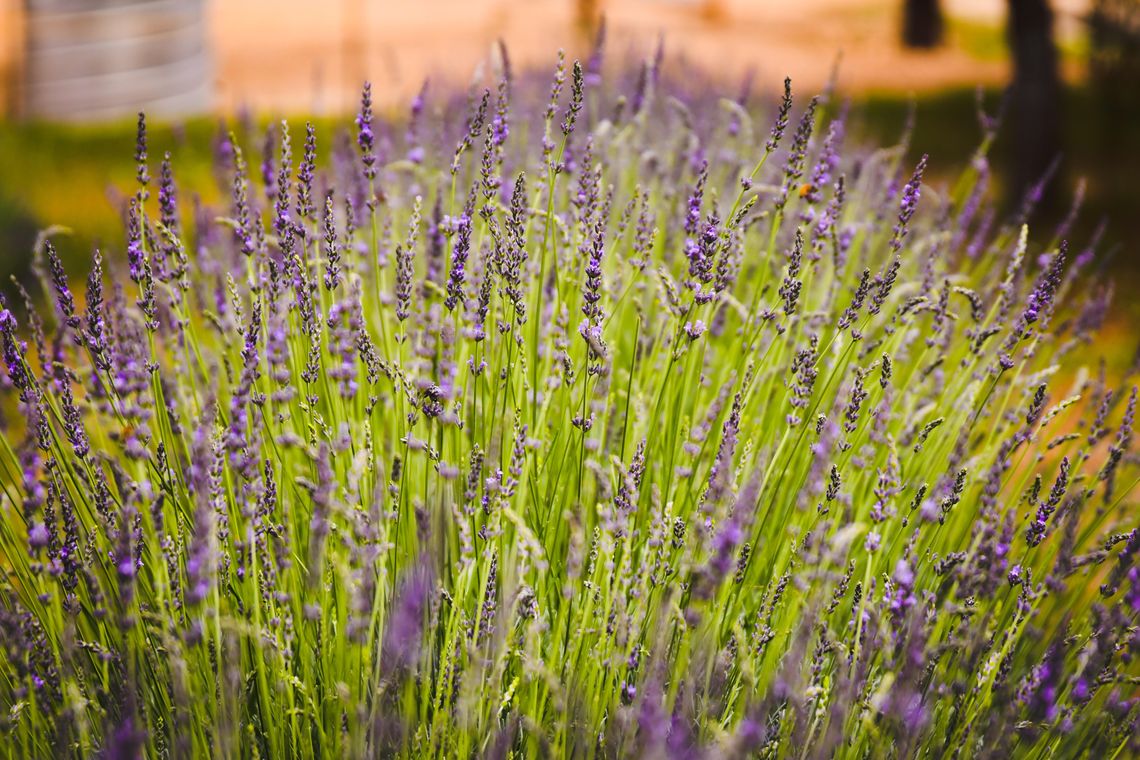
1, 43, 1138, 758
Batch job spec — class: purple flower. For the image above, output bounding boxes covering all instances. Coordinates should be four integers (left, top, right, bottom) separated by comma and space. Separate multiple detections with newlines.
775, 96, 819, 211
158, 151, 179, 237
1019, 640, 1065, 724
636, 679, 670, 753
126, 199, 144, 283
323, 193, 340, 291
494, 174, 530, 324
868, 257, 901, 317
805, 112, 845, 205
395, 242, 414, 322
57, 369, 89, 459
453, 89, 490, 175
134, 112, 149, 195
405, 79, 428, 163
779, 229, 804, 316
103, 714, 146, 760
1102, 387, 1136, 504
445, 195, 474, 311
45, 241, 79, 331
491, 72, 511, 149
813, 175, 846, 260
381, 566, 432, 673
274, 121, 295, 246
630, 60, 651, 117
1022, 241, 1067, 327
85, 252, 112, 373
581, 223, 605, 326
689, 216, 720, 304
887, 559, 916, 617
327, 297, 361, 398
838, 268, 872, 330
621, 681, 636, 705
560, 60, 584, 137
614, 440, 647, 521
0, 308, 31, 395
304, 443, 335, 583
842, 368, 869, 436
224, 302, 262, 477
703, 393, 742, 508
585, 18, 606, 87
765, 77, 793, 154
1026, 456, 1070, 547
684, 320, 706, 341
230, 143, 257, 257
185, 414, 218, 613
1013, 156, 1061, 227
865, 530, 882, 552
890, 154, 927, 253
356, 82, 377, 181
261, 126, 277, 201
701, 515, 744, 595
953, 158, 989, 254
787, 336, 819, 426
296, 121, 317, 223
1126, 567, 1140, 613
28, 522, 49, 552
1101, 529, 1140, 598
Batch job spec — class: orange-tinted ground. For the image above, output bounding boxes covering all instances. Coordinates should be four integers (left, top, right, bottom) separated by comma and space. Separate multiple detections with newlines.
1, 0, 1093, 118
209, 0, 1092, 114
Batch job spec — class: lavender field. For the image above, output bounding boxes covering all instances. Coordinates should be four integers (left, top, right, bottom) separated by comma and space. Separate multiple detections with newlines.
0, 41, 1138, 758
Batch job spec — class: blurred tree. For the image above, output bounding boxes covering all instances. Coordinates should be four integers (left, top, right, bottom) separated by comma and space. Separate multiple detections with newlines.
1089, 0, 1140, 105
1007, 0, 1062, 201
576, 0, 600, 33
903, 0, 944, 48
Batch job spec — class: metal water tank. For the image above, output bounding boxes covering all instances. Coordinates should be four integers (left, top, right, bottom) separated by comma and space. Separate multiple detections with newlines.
23, 0, 211, 121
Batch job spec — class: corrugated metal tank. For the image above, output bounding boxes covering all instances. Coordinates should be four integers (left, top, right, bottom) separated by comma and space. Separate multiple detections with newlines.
22, 0, 211, 120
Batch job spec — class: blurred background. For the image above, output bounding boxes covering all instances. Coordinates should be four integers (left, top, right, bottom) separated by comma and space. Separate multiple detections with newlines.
0, 0, 1137, 307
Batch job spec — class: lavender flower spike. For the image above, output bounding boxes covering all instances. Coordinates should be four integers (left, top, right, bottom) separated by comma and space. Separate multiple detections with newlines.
357, 82, 377, 181
890, 154, 927, 253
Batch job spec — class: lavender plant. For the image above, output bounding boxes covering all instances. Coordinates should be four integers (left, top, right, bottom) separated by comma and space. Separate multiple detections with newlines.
1, 46, 1138, 758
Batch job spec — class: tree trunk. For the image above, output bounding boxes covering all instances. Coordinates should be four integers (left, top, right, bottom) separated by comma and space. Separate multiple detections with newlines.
576, 0, 600, 34
903, 0, 944, 48
1008, 0, 1062, 204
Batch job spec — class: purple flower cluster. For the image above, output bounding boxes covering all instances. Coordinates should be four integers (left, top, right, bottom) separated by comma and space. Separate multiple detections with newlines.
0, 45, 1134, 760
